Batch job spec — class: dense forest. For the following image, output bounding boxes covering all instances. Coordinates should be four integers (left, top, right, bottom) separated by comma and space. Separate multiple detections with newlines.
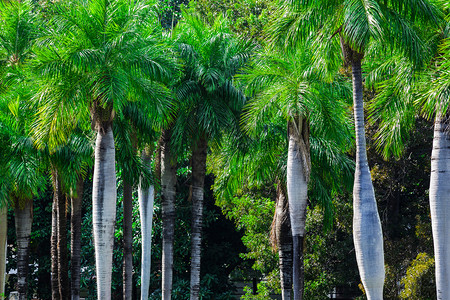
0, 0, 449, 299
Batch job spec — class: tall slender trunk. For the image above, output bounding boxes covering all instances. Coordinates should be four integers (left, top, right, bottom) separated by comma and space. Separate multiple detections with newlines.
123, 181, 133, 300
351, 58, 384, 300
161, 129, 177, 300
139, 148, 155, 300
57, 179, 70, 300
51, 169, 70, 300
92, 125, 117, 300
429, 114, 450, 299
0, 207, 7, 300
71, 177, 84, 300
190, 138, 207, 300
275, 184, 293, 300
14, 198, 33, 300
286, 119, 310, 300
51, 190, 59, 300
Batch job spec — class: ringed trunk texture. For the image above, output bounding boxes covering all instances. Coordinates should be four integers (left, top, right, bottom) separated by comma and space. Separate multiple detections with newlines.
123, 181, 133, 300
161, 129, 177, 300
292, 236, 304, 300
51, 194, 59, 300
286, 119, 310, 300
92, 125, 117, 300
139, 149, 155, 300
274, 184, 293, 300
351, 58, 384, 300
189, 138, 207, 300
14, 199, 33, 300
429, 114, 450, 299
0, 207, 7, 300
71, 177, 84, 300
57, 178, 70, 300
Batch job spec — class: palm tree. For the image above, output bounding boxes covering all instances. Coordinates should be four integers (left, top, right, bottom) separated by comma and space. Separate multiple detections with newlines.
172, 10, 252, 299
0, 97, 46, 300
117, 102, 161, 300
239, 44, 353, 299
369, 20, 450, 296
160, 127, 177, 300
138, 146, 155, 300
0, 2, 45, 299
210, 125, 296, 299
268, 1, 441, 298
419, 15, 450, 299
114, 100, 161, 300
45, 132, 93, 300
31, 1, 176, 298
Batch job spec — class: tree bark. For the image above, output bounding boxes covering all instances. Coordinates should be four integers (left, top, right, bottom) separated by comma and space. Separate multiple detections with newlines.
190, 138, 207, 300
351, 58, 384, 300
51, 189, 59, 300
139, 149, 155, 300
286, 119, 310, 300
429, 114, 450, 300
275, 184, 293, 300
57, 177, 70, 300
292, 236, 303, 300
0, 207, 7, 300
92, 125, 117, 300
14, 199, 33, 300
123, 181, 133, 300
71, 177, 84, 300
161, 129, 177, 300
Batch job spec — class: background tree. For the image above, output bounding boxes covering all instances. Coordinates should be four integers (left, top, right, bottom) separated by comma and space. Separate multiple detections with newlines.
172, 9, 252, 299
0, 1, 46, 299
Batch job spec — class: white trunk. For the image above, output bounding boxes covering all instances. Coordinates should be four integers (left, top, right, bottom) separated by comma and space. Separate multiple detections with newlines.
92, 126, 117, 300
139, 180, 154, 300
429, 115, 450, 299
286, 120, 309, 300
351, 59, 384, 300
286, 136, 308, 238
0, 207, 6, 300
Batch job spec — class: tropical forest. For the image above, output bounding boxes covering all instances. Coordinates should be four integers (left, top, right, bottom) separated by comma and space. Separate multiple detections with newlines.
0, 0, 449, 299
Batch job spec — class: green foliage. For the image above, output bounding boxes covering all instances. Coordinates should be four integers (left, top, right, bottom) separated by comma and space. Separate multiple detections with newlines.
241, 281, 271, 299
32, 0, 177, 149
400, 253, 436, 299
190, 0, 274, 42
225, 195, 277, 274
172, 8, 254, 150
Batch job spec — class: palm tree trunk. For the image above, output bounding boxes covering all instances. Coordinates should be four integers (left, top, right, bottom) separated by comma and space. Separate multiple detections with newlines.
275, 184, 293, 300
139, 148, 155, 300
429, 113, 450, 300
57, 178, 70, 300
51, 191, 59, 300
92, 125, 117, 300
287, 119, 310, 300
0, 207, 7, 300
190, 138, 207, 300
14, 198, 33, 300
71, 177, 84, 300
123, 180, 133, 300
161, 129, 177, 300
351, 58, 384, 300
